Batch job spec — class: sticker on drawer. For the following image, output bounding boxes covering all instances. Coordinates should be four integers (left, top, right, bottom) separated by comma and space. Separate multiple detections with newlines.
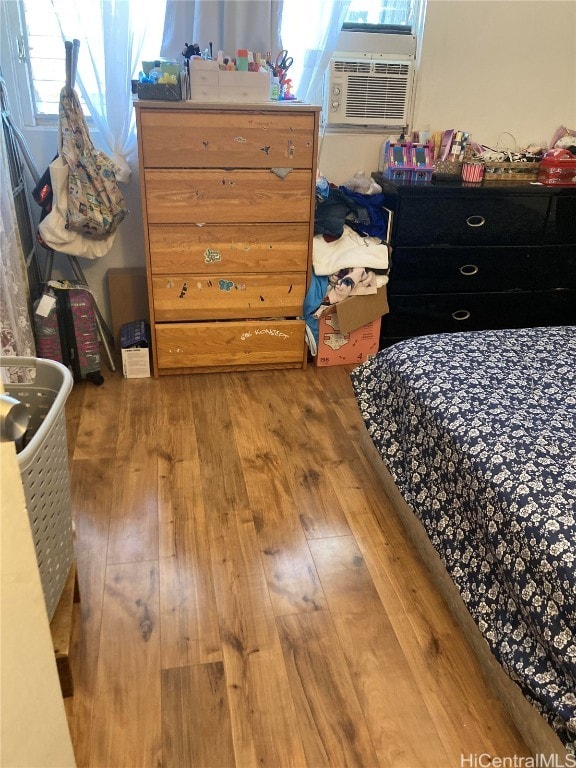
204, 247, 222, 264
241, 327, 290, 341
219, 279, 245, 292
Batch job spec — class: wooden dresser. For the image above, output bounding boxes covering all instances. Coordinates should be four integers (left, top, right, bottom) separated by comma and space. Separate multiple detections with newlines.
372, 175, 576, 346
134, 100, 320, 376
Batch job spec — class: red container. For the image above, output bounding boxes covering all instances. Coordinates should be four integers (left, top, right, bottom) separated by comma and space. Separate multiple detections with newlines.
537, 149, 576, 186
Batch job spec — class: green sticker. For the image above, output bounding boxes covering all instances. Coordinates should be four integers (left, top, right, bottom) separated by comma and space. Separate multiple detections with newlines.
204, 247, 221, 264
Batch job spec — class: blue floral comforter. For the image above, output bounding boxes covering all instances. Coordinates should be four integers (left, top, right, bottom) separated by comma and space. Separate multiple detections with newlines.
350, 327, 576, 751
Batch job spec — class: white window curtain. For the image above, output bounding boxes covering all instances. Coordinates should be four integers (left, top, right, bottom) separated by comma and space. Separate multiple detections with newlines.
51, 0, 167, 177
161, 0, 349, 105
280, 0, 351, 105
161, 0, 283, 64
0, 121, 36, 363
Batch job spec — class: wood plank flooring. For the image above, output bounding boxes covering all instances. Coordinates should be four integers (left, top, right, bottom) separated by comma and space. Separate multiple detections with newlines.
63, 362, 530, 767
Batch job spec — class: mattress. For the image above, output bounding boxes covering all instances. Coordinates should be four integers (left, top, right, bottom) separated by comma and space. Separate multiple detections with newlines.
350, 326, 576, 751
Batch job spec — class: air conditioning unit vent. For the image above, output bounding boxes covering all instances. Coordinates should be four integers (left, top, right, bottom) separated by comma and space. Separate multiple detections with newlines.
333, 60, 410, 77
325, 57, 414, 128
333, 60, 372, 74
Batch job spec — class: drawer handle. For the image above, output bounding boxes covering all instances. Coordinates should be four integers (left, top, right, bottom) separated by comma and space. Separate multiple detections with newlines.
459, 264, 479, 276
466, 215, 485, 228
452, 310, 471, 321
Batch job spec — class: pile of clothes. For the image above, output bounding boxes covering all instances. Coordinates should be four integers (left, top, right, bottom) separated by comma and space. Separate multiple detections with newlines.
304, 175, 390, 354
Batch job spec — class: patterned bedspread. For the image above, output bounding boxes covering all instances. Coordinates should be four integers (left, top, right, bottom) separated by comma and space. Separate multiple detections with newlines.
350, 326, 576, 751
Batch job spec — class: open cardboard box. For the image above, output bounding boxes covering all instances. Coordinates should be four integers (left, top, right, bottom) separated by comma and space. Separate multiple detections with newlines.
316, 286, 389, 367
332, 285, 389, 334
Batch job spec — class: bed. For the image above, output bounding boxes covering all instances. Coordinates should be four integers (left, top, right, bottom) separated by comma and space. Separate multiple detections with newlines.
350, 325, 576, 757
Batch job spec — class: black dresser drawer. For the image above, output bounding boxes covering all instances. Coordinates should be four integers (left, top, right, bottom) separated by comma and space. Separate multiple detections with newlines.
394, 195, 549, 247
534, 246, 576, 289
530, 290, 576, 326
390, 246, 534, 294
381, 292, 532, 338
545, 193, 576, 244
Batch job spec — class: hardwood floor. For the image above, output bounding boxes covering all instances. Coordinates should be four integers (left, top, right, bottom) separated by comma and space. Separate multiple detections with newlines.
63, 362, 529, 767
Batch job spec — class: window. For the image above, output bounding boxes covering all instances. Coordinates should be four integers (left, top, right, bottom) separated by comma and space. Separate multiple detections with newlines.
280, 0, 425, 107
7, 0, 165, 122
344, 0, 417, 30
21, 1, 90, 116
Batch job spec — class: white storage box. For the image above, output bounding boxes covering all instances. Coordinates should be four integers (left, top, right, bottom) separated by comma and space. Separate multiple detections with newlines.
218, 70, 270, 102
188, 60, 270, 102
2, 356, 74, 620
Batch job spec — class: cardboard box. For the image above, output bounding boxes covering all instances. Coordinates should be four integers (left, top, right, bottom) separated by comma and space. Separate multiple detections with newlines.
107, 268, 149, 350
315, 286, 388, 367
316, 313, 381, 367
334, 286, 389, 334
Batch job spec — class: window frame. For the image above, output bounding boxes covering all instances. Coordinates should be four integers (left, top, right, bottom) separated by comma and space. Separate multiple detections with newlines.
1, 0, 39, 127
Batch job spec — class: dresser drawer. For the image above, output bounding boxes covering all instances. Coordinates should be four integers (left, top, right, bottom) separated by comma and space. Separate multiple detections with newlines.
545, 193, 576, 244
530, 290, 576, 326
394, 195, 549, 246
535, 246, 576, 289
148, 223, 309, 274
381, 292, 532, 337
139, 110, 316, 169
389, 246, 534, 294
152, 272, 307, 320
144, 169, 312, 224
155, 319, 305, 369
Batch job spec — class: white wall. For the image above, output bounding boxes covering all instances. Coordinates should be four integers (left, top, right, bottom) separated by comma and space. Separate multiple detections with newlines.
2, 0, 576, 326
413, 0, 576, 151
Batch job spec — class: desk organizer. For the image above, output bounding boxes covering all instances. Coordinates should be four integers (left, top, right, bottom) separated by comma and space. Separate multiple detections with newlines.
187, 60, 270, 102
137, 81, 181, 101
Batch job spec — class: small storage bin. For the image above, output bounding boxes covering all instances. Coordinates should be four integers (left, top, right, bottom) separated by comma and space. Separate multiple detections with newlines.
1, 356, 74, 620
483, 160, 540, 183
137, 81, 182, 101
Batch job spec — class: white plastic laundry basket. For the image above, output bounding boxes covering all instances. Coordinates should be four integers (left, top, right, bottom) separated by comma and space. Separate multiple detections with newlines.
2, 356, 74, 620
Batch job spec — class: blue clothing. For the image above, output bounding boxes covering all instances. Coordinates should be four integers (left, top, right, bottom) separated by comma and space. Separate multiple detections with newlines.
338, 188, 390, 240
303, 271, 329, 347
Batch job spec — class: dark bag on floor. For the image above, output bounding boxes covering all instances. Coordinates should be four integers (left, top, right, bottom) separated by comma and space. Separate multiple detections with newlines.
34, 281, 104, 385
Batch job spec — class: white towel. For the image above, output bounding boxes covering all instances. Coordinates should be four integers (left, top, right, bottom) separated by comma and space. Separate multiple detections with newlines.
312, 225, 389, 276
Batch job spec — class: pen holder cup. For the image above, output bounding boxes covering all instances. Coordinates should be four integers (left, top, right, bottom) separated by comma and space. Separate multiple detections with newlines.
461, 162, 485, 183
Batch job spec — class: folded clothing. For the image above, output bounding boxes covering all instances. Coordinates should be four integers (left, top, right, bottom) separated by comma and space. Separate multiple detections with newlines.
313, 226, 389, 276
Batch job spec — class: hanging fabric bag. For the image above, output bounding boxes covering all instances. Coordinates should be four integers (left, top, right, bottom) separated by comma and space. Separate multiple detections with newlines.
58, 88, 128, 239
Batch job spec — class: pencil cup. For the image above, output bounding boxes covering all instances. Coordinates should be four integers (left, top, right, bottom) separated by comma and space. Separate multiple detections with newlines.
461, 162, 485, 183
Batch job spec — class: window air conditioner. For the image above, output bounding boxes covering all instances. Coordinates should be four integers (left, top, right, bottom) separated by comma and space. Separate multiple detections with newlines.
325, 30, 417, 128
326, 56, 414, 128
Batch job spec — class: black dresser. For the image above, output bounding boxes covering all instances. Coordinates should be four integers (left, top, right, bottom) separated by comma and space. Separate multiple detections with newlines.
372, 175, 576, 347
